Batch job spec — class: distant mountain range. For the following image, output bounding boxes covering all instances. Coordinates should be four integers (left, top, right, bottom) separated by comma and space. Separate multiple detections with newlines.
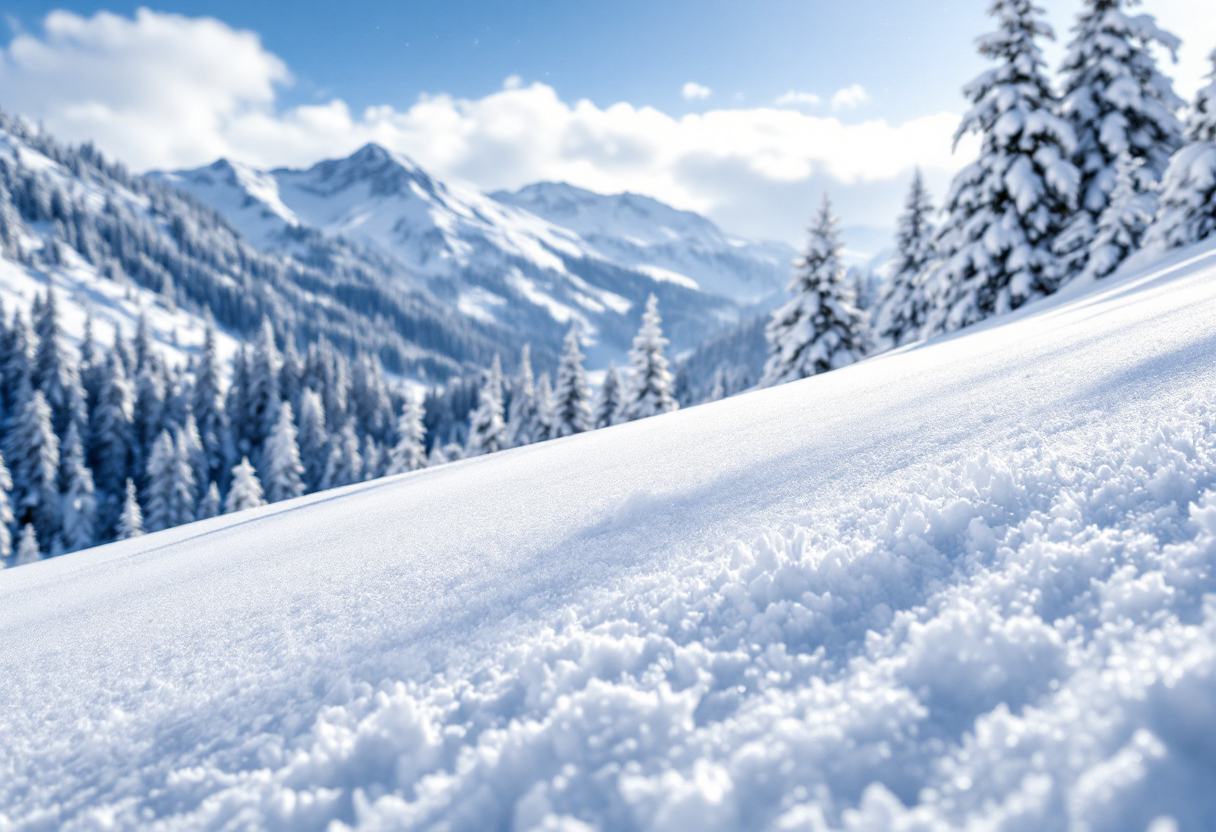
156, 145, 797, 366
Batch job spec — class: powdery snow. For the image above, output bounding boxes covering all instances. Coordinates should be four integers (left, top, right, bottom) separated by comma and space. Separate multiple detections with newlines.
3, 242, 1216, 831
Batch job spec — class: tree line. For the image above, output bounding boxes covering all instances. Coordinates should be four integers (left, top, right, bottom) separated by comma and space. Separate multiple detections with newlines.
761, 0, 1216, 387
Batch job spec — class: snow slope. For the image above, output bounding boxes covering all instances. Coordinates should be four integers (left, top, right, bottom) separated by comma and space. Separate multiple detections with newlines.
4, 242, 1216, 831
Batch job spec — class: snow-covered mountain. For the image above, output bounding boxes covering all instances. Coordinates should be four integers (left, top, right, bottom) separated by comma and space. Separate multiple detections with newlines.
492, 181, 795, 304
4, 237, 1216, 830
0, 113, 521, 380
158, 148, 786, 364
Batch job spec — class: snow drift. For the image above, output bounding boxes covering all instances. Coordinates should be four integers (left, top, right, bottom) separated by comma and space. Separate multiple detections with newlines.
3, 242, 1216, 831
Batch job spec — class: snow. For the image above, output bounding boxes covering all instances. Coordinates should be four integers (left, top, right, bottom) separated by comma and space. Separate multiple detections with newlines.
3, 240, 1216, 830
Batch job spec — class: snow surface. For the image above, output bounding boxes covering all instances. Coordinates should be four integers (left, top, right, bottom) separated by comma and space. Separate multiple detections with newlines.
4, 242, 1216, 831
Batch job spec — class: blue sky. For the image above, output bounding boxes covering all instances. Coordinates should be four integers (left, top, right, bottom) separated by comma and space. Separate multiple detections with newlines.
4, 1, 996, 121
1, 2, 1211, 248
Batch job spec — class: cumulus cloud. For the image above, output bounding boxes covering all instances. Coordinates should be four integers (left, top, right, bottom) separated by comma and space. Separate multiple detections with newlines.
831, 84, 870, 111
774, 90, 821, 108
0, 9, 977, 246
681, 82, 712, 101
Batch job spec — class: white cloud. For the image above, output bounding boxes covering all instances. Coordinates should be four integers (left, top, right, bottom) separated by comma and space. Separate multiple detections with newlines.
831, 84, 869, 111
681, 82, 712, 101
0, 9, 977, 246
0, 9, 289, 172
774, 90, 821, 108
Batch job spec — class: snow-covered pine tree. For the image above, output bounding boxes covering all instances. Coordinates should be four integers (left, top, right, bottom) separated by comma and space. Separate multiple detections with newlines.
506, 344, 539, 448
296, 388, 329, 492
386, 397, 427, 475
1056, 0, 1184, 274
59, 422, 96, 553
466, 356, 507, 457
14, 523, 39, 566
1083, 152, 1157, 279
115, 478, 144, 539
133, 314, 153, 374
32, 289, 77, 436
279, 333, 302, 411
1146, 51, 1216, 250
618, 295, 678, 422
361, 435, 383, 481
90, 349, 134, 532
7, 386, 61, 547
922, 0, 1080, 335
322, 420, 363, 489
594, 361, 623, 428
533, 372, 555, 442
180, 414, 207, 503
761, 194, 864, 386
246, 319, 281, 463
192, 322, 229, 489
224, 457, 265, 514
551, 328, 592, 437
427, 443, 450, 467
132, 360, 166, 489
0, 451, 12, 559
872, 170, 937, 350
263, 401, 305, 503
197, 481, 221, 520
0, 311, 31, 421
227, 345, 252, 460
142, 429, 196, 533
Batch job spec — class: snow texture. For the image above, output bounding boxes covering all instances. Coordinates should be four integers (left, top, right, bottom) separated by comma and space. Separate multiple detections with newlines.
2, 240, 1216, 830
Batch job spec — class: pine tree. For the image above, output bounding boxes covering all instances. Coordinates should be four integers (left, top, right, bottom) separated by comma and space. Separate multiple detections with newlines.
1083, 152, 1157, 279
594, 361, 623, 428
192, 321, 229, 489
90, 349, 134, 533
224, 457, 265, 514
227, 345, 252, 461
0, 452, 13, 559
761, 195, 864, 386
246, 319, 281, 463
132, 360, 166, 488
506, 344, 539, 448
466, 357, 507, 457
872, 170, 937, 350
14, 523, 39, 566
59, 422, 96, 553
1146, 52, 1216, 249
116, 478, 144, 539
279, 332, 302, 411
296, 388, 329, 492
0, 311, 31, 421
923, 0, 1080, 335
322, 420, 363, 489
386, 397, 427, 475
618, 296, 678, 422
197, 481, 222, 520
361, 435, 383, 481
143, 429, 196, 533
7, 386, 61, 547
32, 289, 76, 436
1056, 0, 1184, 274
180, 414, 207, 502
263, 401, 305, 503
134, 313, 153, 374
533, 372, 555, 442
551, 328, 592, 437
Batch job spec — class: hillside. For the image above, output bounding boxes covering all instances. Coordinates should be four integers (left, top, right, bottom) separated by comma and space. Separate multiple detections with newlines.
0, 112, 516, 380
159, 149, 790, 364
2, 240, 1216, 830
